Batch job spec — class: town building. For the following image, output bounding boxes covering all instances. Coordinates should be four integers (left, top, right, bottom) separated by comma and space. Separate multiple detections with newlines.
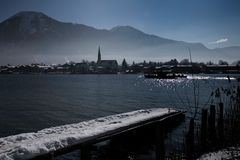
96, 46, 118, 73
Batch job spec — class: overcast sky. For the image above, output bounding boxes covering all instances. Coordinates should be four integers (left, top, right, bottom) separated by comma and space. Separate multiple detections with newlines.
0, 0, 239, 49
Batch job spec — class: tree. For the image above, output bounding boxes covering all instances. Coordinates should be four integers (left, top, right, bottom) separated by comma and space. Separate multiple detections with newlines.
143, 60, 147, 66
164, 59, 178, 66
179, 59, 190, 65
231, 60, 240, 66
218, 60, 228, 65
206, 61, 214, 65
122, 58, 128, 70
236, 61, 240, 66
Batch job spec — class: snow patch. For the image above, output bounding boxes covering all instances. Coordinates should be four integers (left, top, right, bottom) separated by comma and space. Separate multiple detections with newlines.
0, 108, 175, 160
197, 147, 240, 160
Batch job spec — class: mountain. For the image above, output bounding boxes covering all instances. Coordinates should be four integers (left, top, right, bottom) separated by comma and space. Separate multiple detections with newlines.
0, 11, 239, 65
213, 46, 240, 62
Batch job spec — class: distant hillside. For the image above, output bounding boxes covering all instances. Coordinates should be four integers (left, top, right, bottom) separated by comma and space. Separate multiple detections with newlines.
212, 46, 240, 62
0, 11, 239, 65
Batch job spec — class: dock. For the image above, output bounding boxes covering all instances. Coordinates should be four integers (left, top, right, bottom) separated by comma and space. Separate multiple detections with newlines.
0, 108, 185, 160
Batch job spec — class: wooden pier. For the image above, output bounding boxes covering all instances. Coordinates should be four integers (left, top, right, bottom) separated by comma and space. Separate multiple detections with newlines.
0, 108, 185, 160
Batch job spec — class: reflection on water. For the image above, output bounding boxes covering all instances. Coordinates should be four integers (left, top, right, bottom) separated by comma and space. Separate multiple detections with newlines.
0, 74, 239, 159
139, 74, 238, 111
0, 74, 238, 137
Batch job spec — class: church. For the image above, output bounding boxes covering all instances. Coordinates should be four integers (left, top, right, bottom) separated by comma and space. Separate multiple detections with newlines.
96, 46, 118, 73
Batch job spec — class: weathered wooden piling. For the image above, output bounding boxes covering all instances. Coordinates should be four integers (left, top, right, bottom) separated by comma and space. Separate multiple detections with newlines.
208, 105, 216, 146
200, 109, 208, 152
80, 145, 91, 160
186, 118, 194, 160
48, 152, 54, 160
155, 123, 165, 160
218, 102, 224, 142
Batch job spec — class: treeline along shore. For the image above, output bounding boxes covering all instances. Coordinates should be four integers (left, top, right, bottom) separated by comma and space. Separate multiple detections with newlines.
0, 58, 240, 75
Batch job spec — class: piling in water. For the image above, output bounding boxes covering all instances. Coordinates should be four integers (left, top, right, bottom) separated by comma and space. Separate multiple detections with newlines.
81, 145, 91, 160
208, 105, 216, 147
218, 102, 224, 144
155, 122, 165, 160
186, 118, 194, 160
200, 109, 208, 152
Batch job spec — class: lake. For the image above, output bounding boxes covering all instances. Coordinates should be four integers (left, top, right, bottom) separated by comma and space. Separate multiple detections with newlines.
0, 74, 238, 138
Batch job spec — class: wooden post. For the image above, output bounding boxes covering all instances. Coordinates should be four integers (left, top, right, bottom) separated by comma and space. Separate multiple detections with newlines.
37, 152, 55, 160
208, 105, 216, 146
237, 86, 240, 98
237, 86, 240, 110
186, 118, 194, 160
80, 145, 91, 160
200, 109, 208, 152
45, 152, 54, 160
50, 152, 54, 160
155, 123, 165, 160
218, 102, 224, 143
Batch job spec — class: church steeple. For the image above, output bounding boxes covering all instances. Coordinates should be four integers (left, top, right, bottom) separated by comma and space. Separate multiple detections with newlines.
97, 46, 101, 64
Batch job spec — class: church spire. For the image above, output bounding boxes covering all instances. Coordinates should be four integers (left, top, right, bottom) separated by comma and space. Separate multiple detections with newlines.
97, 46, 101, 64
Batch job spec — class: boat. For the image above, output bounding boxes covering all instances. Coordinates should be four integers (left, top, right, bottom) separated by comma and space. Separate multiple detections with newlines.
144, 73, 187, 79
144, 71, 187, 79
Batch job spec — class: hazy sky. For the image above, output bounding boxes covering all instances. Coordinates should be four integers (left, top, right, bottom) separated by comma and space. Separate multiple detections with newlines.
0, 0, 239, 49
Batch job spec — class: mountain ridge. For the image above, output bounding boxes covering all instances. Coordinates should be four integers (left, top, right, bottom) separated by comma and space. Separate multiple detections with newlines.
0, 11, 239, 65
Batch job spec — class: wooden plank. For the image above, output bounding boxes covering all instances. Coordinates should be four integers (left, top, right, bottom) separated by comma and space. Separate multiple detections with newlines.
31, 111, 185, 160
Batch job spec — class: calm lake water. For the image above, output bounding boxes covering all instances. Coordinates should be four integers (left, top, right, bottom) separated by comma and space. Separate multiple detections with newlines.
0, 74, 238, 138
